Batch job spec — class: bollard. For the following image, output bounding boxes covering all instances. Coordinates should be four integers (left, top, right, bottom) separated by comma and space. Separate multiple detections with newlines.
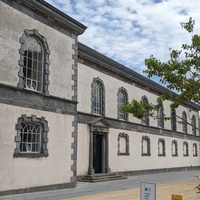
171, 194, 182, 200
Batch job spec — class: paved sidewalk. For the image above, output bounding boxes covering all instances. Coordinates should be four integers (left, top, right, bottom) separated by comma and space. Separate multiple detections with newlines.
1, 170, 200, 200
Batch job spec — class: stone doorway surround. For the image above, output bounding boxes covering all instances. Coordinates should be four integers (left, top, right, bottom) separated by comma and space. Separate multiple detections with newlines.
87, 117, 111, 175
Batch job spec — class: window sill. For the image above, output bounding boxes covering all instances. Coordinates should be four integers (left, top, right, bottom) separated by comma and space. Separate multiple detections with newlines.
13, 153, 48, 158
158, 154, 166, 157
142, 153, 151, 156
118, 152, 130, 156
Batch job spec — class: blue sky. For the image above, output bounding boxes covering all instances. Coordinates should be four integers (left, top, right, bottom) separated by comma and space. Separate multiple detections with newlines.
44, 0, 200, 79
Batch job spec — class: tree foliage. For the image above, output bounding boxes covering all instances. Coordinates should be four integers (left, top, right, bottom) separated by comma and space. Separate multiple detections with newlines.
123, 18, 200, 118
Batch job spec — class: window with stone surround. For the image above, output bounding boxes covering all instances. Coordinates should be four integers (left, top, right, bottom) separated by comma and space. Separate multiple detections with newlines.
18, 29, 50, 95
193, 143, 198, 157
157, 105, 164, 128
141, 96, 149, 126
183, 141, 189, 156
117, 132, 130, 155
182, 111, 187, 134
14, 115, 49, 157
191, 115, 196, 136
91, 78, 105, 116
171, 140, 178, 157
141, 136, 151, 156
117, 87, 128, 121
171, 109, 176, 132
158, 138, 166, 156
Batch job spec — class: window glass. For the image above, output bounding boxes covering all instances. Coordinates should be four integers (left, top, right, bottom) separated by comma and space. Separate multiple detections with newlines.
92, 81, 103, 115
118, 90, 127, 120
20, 123, 42, 153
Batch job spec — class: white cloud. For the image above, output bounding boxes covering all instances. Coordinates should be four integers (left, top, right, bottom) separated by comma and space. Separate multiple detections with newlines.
44, 0, 200, 75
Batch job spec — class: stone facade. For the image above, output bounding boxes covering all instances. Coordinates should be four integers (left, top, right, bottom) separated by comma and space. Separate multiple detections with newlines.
0, 0, 199, 196
0, 0, 86, 196
77, 43, 200, 177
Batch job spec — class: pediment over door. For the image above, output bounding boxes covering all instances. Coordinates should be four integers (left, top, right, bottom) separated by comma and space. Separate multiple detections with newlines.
88, 117, 110, 133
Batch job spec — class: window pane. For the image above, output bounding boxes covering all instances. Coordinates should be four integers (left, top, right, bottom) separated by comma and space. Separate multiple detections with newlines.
38, 52, 43, 61
38, 72, 43, 82
33, 51, 38, 60
28, 50, 32, 58
33, 61, 37, 71
38, 62, 43, 72
36, 81, 41, 91
33, 70, 37, 80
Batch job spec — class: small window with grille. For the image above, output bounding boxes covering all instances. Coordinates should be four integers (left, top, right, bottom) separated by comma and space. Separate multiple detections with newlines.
14, 115, 49, 157
141, 136, 151, 156
171, 140, 178, 157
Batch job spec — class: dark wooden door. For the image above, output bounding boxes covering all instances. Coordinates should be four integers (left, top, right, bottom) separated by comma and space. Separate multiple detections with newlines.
93, 134, 102, 173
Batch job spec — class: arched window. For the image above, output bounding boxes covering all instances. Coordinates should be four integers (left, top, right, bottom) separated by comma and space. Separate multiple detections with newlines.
141, 136, 151, 156
117, 132, 130, 155
18, 29, 50, 95
171, 140, 178, 156
91, 78, 105, 116
191, 115, 196, 136
141, 96, 149, 125
158, 138, 166, 156
117, 87, 128, 121
171, 109, 176, 132
183, 141, 189, 156
157, 105, 164, 128
14, 115, 49, 157
193, 143, 198, 156
182, 111, 187, 134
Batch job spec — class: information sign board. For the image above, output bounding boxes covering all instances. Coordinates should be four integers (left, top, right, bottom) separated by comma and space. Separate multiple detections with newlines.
140, 182, 156, 200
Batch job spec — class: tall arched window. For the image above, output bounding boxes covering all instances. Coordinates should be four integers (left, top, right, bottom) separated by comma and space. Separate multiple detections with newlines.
182, 111, 187, 134
157, 105, 164, 128
117, 87, 128, 121
191, 115, 196, 136
171, 109, 176, 132
18, 29, 50, 95
23, 37, 43, 91
91, 78, 105, 116
141, 96, 149, 125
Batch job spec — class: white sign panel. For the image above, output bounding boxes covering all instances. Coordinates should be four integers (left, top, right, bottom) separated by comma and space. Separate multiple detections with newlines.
140, 182, 156, 200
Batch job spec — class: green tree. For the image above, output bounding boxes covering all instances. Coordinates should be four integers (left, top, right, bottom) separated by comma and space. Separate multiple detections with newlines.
123, 17, 200, 119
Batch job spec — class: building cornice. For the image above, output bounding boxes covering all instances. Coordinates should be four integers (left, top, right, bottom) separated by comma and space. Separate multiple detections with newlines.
2, 0, 87, 36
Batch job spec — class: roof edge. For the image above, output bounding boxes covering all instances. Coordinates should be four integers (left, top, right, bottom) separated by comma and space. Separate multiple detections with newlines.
3, 0, 87, 35
78, 42, 200, 111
